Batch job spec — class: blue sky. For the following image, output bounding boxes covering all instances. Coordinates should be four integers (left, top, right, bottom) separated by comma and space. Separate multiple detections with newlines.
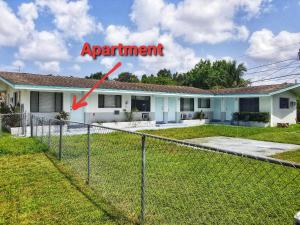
0, 0, 300, 83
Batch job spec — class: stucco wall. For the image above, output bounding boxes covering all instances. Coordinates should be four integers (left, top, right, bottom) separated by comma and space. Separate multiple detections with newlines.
271, 91, 297, 126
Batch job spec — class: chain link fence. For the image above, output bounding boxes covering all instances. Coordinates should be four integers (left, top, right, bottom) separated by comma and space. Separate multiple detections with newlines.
0, 113, 30, 136
28, 114, 300, 224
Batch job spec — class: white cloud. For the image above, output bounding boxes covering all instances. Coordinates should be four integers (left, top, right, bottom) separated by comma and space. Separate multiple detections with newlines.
0, 1, 32, 46
35, 61, 60, 73
12, 60, 25, 69
104, 25, 199, 74
138, 33, 200, 74
246, 29, 300, 60
75, 55, 93, 63
17, 31, 69, 62
18, 2, 38, 31
105, 26, 160, 45
100, 57, 118, 70
36, 0, 102, 39
130, 0, 270, 44
71, 64, 81, 72
130, 0, 165, 31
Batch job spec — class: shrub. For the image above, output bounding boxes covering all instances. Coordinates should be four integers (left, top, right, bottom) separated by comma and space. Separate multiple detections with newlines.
233, 112, 270, 123
194, 111, 205, 120
55, 111, 69, 121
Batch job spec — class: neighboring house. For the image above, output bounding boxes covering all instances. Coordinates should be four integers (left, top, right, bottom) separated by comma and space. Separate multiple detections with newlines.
0, 71, 299, 127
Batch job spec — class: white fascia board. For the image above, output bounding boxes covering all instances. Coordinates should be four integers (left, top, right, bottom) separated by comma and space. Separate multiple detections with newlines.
211, 94, 270, 98
0, 77, 15, 88
268, 83, 300, 96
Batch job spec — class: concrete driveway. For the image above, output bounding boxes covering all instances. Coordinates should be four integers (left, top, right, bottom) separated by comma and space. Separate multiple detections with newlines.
183, 136, 300, 157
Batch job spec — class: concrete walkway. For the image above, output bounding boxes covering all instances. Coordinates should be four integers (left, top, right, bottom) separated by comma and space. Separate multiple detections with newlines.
183, 136, 300, 157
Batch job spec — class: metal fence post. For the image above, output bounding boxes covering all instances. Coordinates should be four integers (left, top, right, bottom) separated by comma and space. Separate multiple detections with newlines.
41, 118, 44, 142
59, 121, 63, 160
140, 135, 146, 225
48, 119, 51, 148
30, 114, 33, 137
87, 124, 91, 184
0, 115, 2, 135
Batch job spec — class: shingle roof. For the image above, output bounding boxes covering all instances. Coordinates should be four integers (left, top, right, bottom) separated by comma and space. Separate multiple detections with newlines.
0, 71, 210, 94
0, 71, 296, 95
212, 83, 294, 95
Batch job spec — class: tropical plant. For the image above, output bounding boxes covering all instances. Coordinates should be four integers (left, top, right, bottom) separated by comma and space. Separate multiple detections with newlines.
55, 111, 69, 121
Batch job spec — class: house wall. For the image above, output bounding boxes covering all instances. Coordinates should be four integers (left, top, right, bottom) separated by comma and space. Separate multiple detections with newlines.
11, 86, 297, 127
271, 91, 297, 126
84, 93, 156, 123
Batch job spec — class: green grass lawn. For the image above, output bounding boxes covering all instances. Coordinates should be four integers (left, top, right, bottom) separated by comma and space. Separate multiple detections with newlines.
46, 130, 300, 225
143, 124, 300, 164
0, 134, 130, 225
143, 124, 300, 145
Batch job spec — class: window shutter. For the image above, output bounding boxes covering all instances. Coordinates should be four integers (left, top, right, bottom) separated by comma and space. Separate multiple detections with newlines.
115, 95, 122, 108
180, 98, 184, 111
55, 93, 63, 112
98, 95, 104, 108
190, 98, 194, 111
207, 99, 210, 108
39, 92, 55, 112
30, 92, 39, 112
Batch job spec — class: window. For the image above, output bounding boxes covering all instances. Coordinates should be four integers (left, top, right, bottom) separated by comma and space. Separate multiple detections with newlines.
198, 98, 210, 108
98, 95, 122, 108
239, 98, 259, 112
280, 98, 289, 109
180, 98, 194, 111
30, 92, 63, 112
14, 92, 18, 106
131, 96, 150, 112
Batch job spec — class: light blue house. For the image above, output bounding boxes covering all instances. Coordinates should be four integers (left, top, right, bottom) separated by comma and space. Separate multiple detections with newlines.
0, 71, 299, 127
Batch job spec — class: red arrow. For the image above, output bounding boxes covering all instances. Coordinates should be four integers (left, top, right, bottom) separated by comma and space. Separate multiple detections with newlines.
72, 61, 122, 110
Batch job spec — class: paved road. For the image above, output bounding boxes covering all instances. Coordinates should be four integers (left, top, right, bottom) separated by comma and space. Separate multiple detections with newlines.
183, 136, 300, 157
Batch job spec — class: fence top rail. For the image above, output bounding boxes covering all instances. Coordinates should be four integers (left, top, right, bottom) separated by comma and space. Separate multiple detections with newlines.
34, 116, 300, 170
0, 113, 27, 116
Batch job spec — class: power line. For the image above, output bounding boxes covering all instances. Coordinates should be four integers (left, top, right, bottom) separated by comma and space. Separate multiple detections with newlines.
247, 58, 297, 71
245, 61, 299, 75
251, 72, 300, 83
249, 61, 299, 82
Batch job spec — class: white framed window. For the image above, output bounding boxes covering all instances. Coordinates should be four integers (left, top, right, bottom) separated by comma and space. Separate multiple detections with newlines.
180, 98, 194, 111
98, 95, 122, 108
279, 98, 289, 109
198, 98, 210, 108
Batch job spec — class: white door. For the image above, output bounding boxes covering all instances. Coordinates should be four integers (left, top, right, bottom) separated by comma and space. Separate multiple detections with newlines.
155, 97, 164, 122
70, 93, 85, 123
168, 97, 176, 122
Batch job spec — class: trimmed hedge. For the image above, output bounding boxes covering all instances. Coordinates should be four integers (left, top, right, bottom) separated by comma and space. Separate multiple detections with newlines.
233, 112, 270, 123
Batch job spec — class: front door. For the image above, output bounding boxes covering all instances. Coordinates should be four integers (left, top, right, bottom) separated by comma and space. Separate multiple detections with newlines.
213, 98, 221, 121
168, 97, 176, 122
225, 98, 235, 121
70, 93, 85, 123
155, 97, 164, 123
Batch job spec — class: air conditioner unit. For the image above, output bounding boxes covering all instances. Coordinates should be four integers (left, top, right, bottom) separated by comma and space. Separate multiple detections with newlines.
114, 110, 120, 115
181, 114, 187, 120
142, 113, 149, 120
